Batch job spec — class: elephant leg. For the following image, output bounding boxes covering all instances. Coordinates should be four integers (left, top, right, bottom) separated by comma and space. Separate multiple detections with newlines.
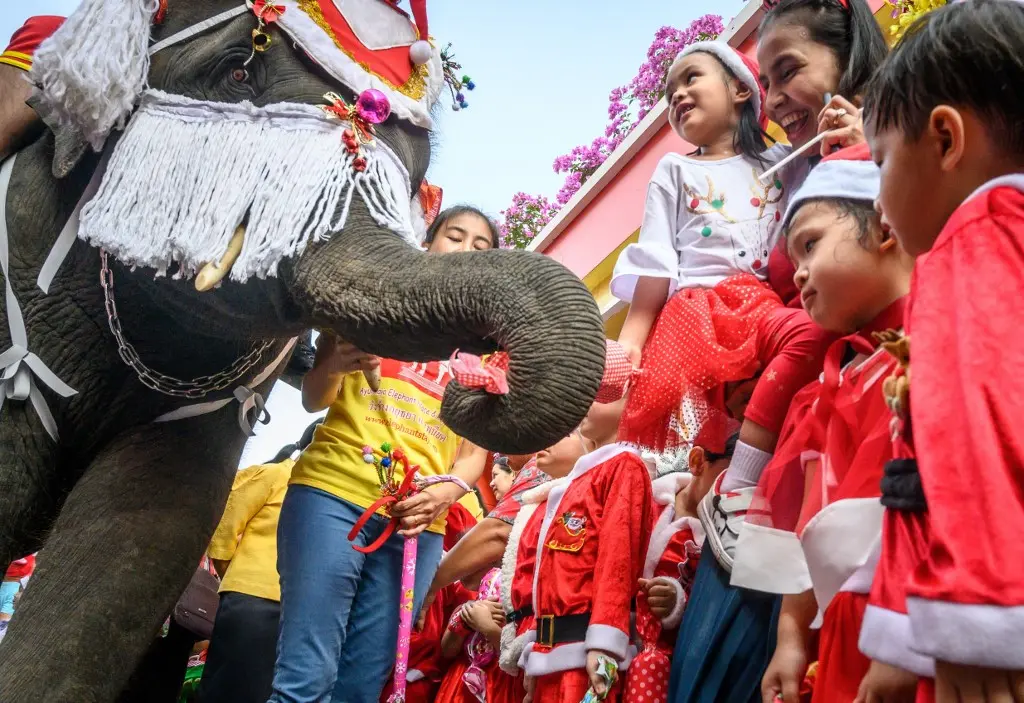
0, 406, 66, 568
0, 408, 243, 703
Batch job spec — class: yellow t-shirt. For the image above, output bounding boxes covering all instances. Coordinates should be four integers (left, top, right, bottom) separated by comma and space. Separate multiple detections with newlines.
291, 359, 461, 534
207, 459, 292, 602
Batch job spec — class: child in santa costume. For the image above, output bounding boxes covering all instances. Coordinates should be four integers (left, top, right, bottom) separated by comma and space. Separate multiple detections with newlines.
624, 435, 736, 703
859, 3, 1024, 700
755, 144, 918, 703
521, 341, 656, 703
612, 40, 833, 573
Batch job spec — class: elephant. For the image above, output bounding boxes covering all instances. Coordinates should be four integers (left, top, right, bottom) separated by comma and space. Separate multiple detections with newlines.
0, 0, 606, 698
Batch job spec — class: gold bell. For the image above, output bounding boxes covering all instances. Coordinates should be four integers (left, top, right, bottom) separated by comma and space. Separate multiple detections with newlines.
252, 28, 272, 52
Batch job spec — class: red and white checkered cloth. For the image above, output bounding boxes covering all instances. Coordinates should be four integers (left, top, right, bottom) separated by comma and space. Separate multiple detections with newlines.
451, 341, 636, 403
450, 351, 510, 395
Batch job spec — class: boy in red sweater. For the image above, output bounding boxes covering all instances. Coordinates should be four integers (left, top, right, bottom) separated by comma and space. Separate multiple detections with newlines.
525, 342, 656, 702
864, 2, 1024, 700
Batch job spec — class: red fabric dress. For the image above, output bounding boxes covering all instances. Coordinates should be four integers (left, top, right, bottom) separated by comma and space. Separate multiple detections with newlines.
791, 300, 906, 703
525, 444, 655, 703
863, 179, 1024, 701
624, 474, 704, 703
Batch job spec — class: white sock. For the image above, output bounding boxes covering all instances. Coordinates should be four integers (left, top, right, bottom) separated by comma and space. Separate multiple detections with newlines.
719, 441, 773, 492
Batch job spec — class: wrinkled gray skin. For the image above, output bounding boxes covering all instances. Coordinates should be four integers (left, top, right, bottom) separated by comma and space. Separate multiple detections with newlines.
0, 1, 605, 698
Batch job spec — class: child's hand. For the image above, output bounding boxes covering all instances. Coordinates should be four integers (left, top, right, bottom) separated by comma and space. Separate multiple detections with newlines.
761, 636, 807, 703
935, 660, 1024, 702
854, 660, 917, 703
523, 675, 536, 703
586, 650, 617, 698
463, 600, 505, 631
638, 578, 678, 620
620, 342, 643, 369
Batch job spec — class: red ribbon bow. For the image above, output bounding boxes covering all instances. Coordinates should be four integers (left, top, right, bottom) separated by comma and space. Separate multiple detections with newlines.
348, 463, 421, 554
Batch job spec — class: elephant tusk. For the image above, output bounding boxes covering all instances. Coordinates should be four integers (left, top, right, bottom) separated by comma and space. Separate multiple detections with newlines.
363, 366, 382, 392
195, 225, 246, 292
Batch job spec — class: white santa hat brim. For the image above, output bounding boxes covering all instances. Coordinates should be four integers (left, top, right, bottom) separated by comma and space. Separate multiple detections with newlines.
671, 40, 761, 124
782, 144, 881, 229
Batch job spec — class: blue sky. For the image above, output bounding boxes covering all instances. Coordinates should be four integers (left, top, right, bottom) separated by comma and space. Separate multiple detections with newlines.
3, 0, 741, 463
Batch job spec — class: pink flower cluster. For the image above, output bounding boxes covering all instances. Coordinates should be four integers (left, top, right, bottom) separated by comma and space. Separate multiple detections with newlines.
500, 15, 723, 248
499, 192, 561, 249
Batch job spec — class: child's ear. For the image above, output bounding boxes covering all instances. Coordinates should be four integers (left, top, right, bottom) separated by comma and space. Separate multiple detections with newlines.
732, 79, 753, 104
928, 105, 966, 174
688, 447, 707, 476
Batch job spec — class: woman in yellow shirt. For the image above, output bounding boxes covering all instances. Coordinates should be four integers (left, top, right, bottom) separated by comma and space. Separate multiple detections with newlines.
269, 207, 496, 703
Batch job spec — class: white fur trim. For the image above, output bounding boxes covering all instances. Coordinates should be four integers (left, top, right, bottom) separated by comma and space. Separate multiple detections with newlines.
586, 624, 630, 660
674, 41, 761, 122
78, 90, 417, 281
500, 624, 534, 675
643, 504, 703, 580
907, 597, 1024, 669
525, 640, 635, 677
648, 576, 687, 630
964, 174, 1024, 204
783, 160, 881, 228
523, 476, 565, 506
31, 0, 160, 150
800, 498, 884, 612
532, 444, 640, 610
406, 668, 425, 683
276, 0, 442, 129
731, 523, 812, 594
859, 605, 935, 678
652, 472, 691, 507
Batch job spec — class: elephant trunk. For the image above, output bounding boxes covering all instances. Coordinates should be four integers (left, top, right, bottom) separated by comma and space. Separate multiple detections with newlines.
289, 200, 607, 454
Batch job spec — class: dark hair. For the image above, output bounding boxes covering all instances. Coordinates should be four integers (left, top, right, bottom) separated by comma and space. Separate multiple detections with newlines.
761, 0, 888, 100
267, 418, 323, 464
424, 205, 500, 250
784, 197, 881, 248
682, 50, 772, 164
863, 1, 1024, 157
706, 431, 741, 462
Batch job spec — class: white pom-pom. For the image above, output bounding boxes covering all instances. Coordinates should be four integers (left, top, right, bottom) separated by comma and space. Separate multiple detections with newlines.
409, 40, 432, 66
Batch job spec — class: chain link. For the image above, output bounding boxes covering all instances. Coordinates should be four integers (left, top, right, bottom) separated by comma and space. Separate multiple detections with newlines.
100, 250, 276, 399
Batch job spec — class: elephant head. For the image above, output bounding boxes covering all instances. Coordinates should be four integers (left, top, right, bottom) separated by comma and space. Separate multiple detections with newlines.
29, 0, 607, 454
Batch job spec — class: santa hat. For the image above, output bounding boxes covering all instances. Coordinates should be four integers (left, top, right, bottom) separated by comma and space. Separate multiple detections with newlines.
0, 16, 65, 72
595, 340, 636, 404
672, 41, 767, 130
30, 0, 444, 150
782, 143, 880, 229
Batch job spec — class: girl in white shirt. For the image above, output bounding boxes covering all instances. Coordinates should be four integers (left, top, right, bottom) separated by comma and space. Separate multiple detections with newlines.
612, 42, 833, 569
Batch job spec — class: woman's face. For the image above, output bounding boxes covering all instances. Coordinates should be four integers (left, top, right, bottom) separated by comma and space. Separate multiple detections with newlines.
757, 22, 842, 149
489, 464, 515, 502
427, 213, 496, 254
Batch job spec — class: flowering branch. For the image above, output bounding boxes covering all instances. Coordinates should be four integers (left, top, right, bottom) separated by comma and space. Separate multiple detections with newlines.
500, 15, 723, 248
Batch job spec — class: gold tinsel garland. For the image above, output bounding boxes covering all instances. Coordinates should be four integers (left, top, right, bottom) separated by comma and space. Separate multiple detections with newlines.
889, 0, 948, 42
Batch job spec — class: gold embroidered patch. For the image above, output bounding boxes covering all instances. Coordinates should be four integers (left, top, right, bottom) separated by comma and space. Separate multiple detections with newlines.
546, 513, 587, 552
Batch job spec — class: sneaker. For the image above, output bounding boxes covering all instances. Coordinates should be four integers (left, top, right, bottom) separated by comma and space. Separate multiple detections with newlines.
697, 473, 754, 573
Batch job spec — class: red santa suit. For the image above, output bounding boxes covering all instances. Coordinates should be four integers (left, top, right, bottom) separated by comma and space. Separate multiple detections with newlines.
862, 177, 1024, 699
525, 443, 656, 703
623, 473, 704, 703
794, 298, 910, 701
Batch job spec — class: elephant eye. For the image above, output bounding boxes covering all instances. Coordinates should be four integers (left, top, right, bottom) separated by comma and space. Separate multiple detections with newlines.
231, 67, 249, 83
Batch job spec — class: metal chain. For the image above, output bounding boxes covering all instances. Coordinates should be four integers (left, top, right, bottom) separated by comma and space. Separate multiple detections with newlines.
99, 250, 276, 399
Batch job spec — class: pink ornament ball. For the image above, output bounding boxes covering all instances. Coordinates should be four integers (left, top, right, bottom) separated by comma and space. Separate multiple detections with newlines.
409, 39, 432, 66
356, 89, 392, 124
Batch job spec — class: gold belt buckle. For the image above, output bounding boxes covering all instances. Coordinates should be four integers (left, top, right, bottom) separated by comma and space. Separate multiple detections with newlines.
537, 614, 555, 647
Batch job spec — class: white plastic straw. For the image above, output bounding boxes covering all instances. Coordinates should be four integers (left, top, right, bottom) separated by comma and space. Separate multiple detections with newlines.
759, 109, 847, 183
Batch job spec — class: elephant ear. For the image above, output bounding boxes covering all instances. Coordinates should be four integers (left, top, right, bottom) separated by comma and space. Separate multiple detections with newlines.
26, 92, 89, 179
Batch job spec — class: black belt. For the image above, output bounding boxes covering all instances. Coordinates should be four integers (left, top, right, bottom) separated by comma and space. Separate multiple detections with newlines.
507, 604, 533, 625
880, 458, 927, 512
536, 612, 590, 648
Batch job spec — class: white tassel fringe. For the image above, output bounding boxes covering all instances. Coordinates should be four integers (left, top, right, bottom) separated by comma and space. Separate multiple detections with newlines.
78, 91, 417, 281
30, 0, 159, 150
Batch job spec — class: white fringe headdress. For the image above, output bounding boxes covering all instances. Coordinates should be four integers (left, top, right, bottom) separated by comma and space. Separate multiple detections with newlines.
30, 0, 160, 150
78, 90, 418, 281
